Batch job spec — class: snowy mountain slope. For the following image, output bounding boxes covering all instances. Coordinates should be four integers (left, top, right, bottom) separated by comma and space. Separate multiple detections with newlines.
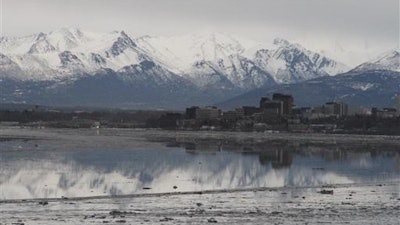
1, 28, 97, 55
253, 38, 349, 83
135, 33, 349, 88
0, 28, 151, 81
134, 32, 250, 72
219, 48, 399, 109
0, 53, 26, 79
134, 32, 273, 89
0, 65, 213, 109
1, 28, 349, 88
3, 28, 397, 109
218, 70, 400, 109
351, 50, 400, 72
182, 54, 276, 89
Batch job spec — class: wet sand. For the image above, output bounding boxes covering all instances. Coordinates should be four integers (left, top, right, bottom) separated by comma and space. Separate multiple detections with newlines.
1, 183, 399, 225
1, 126, 400, 149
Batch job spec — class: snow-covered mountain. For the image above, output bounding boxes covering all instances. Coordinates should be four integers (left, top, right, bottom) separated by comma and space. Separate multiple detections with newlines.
136, 33, 269, 89
351, 50, 400, 73
253, 38, 349, 83
1, 28, 349, 87
1, 28, 397, 109
135, 32, 251, 73
0, 28, 207, 108
219, 69, 400, 109
0, 28, 150, 81
217, 41, 399, 109
136, 33, 349, 88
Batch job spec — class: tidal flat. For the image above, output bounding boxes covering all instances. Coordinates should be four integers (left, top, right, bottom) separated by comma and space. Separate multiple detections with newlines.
0, 127, 399, 224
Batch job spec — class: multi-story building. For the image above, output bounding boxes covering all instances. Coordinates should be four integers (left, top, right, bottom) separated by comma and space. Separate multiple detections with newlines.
242, 106, 260, 116
324, 102, 348, 117
185, 106, 221, 120
259, 97, 283, 115
272, 93, 294, 115
372, 107, 398, 118
222, 108, 244, 121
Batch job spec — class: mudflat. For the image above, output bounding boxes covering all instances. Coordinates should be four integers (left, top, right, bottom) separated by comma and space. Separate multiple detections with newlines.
1, 127, 399, 224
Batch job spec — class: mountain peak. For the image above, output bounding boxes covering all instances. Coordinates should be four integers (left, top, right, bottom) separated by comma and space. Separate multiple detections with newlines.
48, 27, 86, 40
382, 50, 399, 59
352, 49, 400, 72
105, 31, 137, 57
120, 30, 129, 38
273, 38, 290, 46
28, 33, 56, 54
35, 32, 47, 41
35, 27, 92, 52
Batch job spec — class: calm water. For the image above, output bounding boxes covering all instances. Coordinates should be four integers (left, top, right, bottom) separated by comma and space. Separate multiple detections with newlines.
0, 129, 399, 200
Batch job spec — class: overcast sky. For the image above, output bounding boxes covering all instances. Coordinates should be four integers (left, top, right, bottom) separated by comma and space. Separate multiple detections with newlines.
1, 0, 399, 65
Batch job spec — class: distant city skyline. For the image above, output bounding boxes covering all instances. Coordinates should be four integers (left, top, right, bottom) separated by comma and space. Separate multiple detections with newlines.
1, 0, 398, 66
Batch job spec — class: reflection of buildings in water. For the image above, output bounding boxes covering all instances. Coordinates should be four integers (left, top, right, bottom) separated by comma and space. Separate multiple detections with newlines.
162, 137, 223, 153
223, 143, 248, 152
184, 141, 222, 153
295, 146, 366, 162
259, 150, 293, 169
2, 140, 400, 200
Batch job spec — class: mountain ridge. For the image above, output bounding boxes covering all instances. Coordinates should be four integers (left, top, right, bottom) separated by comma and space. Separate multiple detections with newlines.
1, 28, 349, 87
1, 28, 398, 109
218, 69, 400, 109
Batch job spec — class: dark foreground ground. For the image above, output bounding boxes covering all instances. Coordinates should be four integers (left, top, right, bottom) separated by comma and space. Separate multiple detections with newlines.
1, 183, 399, 225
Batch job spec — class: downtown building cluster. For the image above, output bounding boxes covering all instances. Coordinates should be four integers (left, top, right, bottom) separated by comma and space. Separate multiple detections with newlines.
161, 93, 400, 133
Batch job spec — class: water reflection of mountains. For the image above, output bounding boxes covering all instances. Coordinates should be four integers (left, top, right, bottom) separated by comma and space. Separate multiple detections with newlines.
2, 136, 399, 200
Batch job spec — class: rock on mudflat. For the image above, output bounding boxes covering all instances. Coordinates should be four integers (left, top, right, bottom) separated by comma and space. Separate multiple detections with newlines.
207, 218, 218, 223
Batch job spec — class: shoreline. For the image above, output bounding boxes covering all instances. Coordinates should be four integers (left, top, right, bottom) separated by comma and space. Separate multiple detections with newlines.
1, 126, 400, 143
1, 181, 398, 203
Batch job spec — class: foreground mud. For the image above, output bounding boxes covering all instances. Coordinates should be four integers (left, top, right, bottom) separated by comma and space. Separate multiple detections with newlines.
1, 183, 399, 225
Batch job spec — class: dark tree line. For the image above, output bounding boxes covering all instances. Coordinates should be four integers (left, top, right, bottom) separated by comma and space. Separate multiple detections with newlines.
0, 110, 176, 128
